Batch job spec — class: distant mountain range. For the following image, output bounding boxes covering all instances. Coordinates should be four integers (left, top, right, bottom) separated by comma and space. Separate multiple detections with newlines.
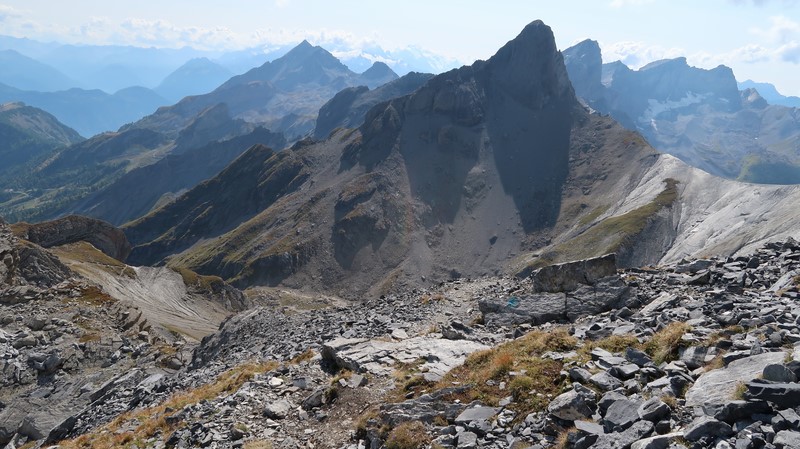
127, 40, 399, 140
564, 39, 800, 184
155, 58, 234, 103
0, 84, 167, 137
0, 41, 404, 224
738, 79, 800, 108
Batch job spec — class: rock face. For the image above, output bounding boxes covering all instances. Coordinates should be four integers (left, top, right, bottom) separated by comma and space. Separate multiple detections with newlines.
13, 215, 131, 261
564, 42, 800, 183
313, 71, 433, 139
480, 254, 628, 326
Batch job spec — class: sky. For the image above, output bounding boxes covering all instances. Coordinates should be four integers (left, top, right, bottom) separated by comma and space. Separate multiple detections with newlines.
1, 0, 799, 95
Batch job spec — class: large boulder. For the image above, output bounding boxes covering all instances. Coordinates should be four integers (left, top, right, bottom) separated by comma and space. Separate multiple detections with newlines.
529, 253, 617, 292
685, 351, 786, 407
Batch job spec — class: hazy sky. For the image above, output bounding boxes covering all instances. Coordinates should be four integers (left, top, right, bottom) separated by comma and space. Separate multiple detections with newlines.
1, 0, 799, 95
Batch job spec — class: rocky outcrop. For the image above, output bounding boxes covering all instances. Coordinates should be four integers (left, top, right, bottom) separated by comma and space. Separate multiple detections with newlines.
13, 215, 131, 261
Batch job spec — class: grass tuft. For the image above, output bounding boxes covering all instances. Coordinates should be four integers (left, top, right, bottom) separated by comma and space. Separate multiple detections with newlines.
644, 322, 692, 364
385, 421, 430, 449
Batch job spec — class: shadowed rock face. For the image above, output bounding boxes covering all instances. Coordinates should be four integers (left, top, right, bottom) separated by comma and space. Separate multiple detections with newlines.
355, 20, 576, 232
12, 215, 131, 262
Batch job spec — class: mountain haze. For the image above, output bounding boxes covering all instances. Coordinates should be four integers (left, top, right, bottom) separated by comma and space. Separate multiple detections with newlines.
155, 58, 234, 103
128, 41, 398, 139
0, 83, 168, 137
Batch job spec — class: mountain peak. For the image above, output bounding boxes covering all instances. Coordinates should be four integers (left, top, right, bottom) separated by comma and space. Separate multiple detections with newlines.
358, 61, 399, 88
640, 57, 688, 71
486, 19, 574, 109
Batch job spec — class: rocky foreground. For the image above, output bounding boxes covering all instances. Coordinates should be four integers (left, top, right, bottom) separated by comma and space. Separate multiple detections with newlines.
1, 217, 800, 449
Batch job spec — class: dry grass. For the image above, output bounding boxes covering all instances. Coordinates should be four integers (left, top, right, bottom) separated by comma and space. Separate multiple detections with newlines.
61, 284, 117, 306
661, 394, 678, 409
78, 333, 101, 343
704, 354, 726, 371
289, 348, 316, 364
59, 241, 137, 276
554, 427, 575, 449
435, 329, 575, 417
732, 381, 748, 400
577, 334, 640, 363
385, 421, 430, 449
57, 360, 278, 449
171, 267, 224, 291
643, 322, 692, 364
243, 440, 274, 449
420, 293, 445, 304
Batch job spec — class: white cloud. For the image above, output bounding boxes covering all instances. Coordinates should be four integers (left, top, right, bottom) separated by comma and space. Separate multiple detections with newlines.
750, 15, 800, 43
601, 41, 685, 68
0, 4, 21, 22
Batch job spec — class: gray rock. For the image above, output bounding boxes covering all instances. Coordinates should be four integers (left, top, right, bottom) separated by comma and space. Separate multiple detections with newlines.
604, 398, 642, 432
548, 389, 596, 421
529, 254, 617, 292
264, 400, 292, 419
680, 346, 708, 370
685, 351, 786, 407
575, 420, 604, 436
637, 398, 670, 422
592, 420, 654, 449
711, 400, 771, 424
591, 371, 624, 391
683, 416, 734, 442
774, 430, 800, 448
454, 406, 499, 424
745, 381, 800, 409
456, 431, 478, 449
570, 367, 593, 383
599, 391, 628, 413
626, 348, 653, 367
630, 432, 684, 449
763, 363, 797, 383
610, 363, 640, 380
301, 389, 326, 410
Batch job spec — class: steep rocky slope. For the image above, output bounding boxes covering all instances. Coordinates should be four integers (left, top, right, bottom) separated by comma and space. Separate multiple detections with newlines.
124, 21, 663, 297
564, 40, 800, 184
